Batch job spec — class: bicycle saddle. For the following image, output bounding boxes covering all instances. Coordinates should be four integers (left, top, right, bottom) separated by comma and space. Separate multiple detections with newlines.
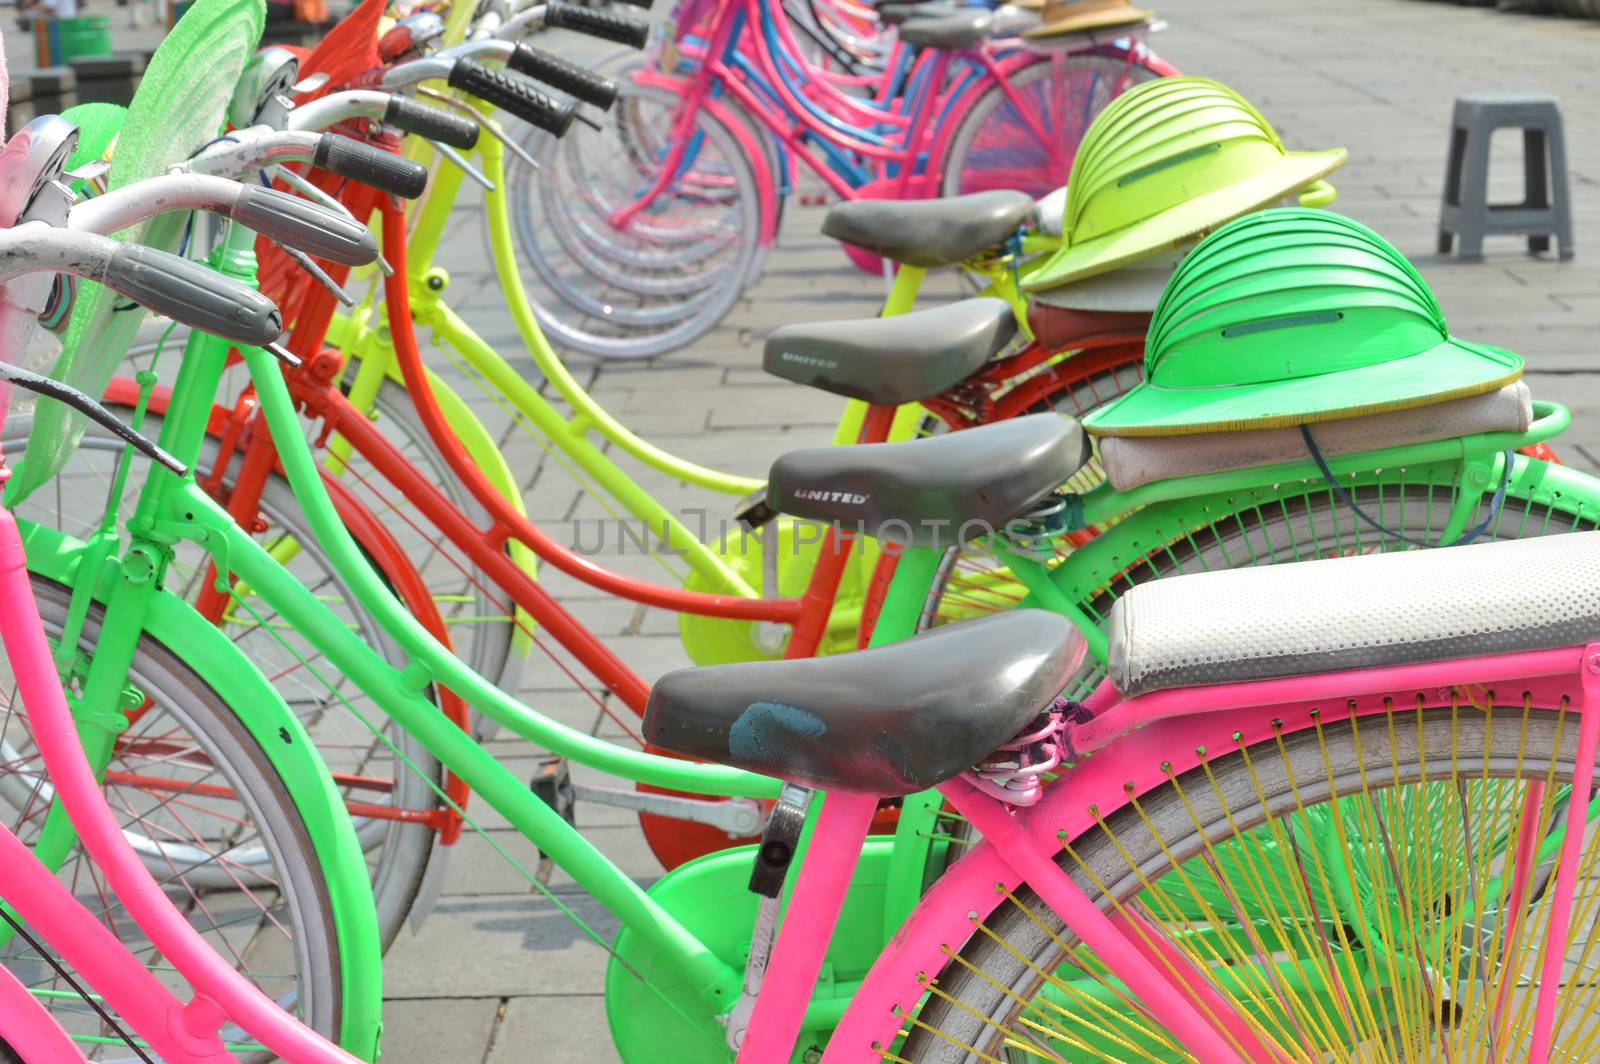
898, 7, 995, 48
879, 0, 960, 25
764, 297, 1015, 406
1108, 529, 1600, 698
822, 189, 1035, 268
767, 412, 1088, 547
644, 611, 1085, 795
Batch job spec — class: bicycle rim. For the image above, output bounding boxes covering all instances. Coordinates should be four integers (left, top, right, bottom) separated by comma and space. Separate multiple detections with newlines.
508, 79, 763, 360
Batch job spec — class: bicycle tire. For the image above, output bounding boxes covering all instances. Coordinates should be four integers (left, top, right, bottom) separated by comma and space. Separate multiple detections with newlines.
902, 700, 1600, 1060
0, 574, 342, 1062
507, 78, 765, 360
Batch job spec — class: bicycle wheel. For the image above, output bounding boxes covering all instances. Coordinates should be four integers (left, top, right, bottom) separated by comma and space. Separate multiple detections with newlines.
902, 698, 1600, 1061
507, 78, 765, 360
939, 53, 1164, 200
0, 574, 342, 1061
3, 410, 446, 951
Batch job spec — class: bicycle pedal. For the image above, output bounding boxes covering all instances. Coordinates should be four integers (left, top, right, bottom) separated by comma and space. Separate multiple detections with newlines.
530, 757, 576, 865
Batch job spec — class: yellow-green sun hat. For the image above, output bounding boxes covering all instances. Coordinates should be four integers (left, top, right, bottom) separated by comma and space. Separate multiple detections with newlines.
1022, 76, 1348, 292
1080, 208, 1525, 437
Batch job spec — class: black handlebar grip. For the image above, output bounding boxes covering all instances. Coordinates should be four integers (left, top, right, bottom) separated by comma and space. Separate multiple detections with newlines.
384, 95, 481, 151
508, 44, 619, 110
234, 186, 379, 267
447, 60, 575, 137
312, 134, 430, 199
544, 2, 650, 48
104, 245, 283, 347
606, 0, 655, 8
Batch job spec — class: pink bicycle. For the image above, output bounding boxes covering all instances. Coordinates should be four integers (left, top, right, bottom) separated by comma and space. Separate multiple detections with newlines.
510, 0, 1177, 356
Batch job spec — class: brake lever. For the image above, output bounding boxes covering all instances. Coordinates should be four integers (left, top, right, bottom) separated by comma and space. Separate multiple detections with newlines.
254, 164, 389, 275
431, 140, 495, 190
275, 240, 355, 306
0, 361, 187, 475
262, 340, 304, 368
416, 86, 540, 170
262, 164, 358, 222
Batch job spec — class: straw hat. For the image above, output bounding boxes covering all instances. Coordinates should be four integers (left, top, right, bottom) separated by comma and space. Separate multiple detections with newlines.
1019, 0, 1151, 36
1021, 77, 1347, 292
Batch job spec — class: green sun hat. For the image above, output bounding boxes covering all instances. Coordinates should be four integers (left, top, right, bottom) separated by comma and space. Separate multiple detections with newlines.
1080, 208, 1525, 438
1022, 76, 1348, 292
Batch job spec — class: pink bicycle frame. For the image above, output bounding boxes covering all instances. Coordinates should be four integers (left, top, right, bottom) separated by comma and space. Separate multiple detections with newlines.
734, 642, 1600, 1063
617, 0, 1048, 229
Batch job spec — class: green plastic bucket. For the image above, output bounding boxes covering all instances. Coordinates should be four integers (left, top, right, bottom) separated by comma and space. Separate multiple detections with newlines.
32, 16, 112, 67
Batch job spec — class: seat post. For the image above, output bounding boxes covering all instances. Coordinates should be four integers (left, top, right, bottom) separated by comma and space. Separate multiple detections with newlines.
857, 402, 897, 443
733, 790, 880, 1062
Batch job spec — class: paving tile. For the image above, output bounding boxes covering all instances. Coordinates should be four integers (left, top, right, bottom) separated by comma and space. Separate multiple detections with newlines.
376, 997, 504, 1063
383, 892, 623, 999
486, 995, 621, 1063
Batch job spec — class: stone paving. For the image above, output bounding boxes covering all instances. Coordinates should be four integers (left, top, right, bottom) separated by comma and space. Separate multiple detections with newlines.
369, 2, 1600, 1059
13, 0, 1600, 1058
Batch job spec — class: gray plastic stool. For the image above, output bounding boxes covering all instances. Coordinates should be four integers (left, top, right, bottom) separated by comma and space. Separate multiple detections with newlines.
1438, 93, 1573, 261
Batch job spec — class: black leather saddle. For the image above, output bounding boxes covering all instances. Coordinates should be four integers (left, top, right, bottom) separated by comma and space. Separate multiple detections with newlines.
878, 0, 959, 24
766, 413, 1090, 547
897, 7, 994, 49
763, 298, 1016, 406
643, 611, 1086, 795
821, 190, 1035, 269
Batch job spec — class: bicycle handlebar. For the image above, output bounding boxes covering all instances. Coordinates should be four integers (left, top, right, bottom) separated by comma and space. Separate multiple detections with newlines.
384, 95, 481, 149
107, 243, 283, 346
187, 129, 326, 177
543, 2, 651, 47
0, 224, 282, 346
286, 89, 479, 150
508, 44, 620, 109
312, 133, 430, 199
447, 60, 576, 136
67, 173, 378, 265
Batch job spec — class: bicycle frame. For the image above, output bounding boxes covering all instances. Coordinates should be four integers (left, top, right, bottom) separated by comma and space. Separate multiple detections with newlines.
0, 251, 371, 1058
0, 475, 365, 1064
22, 392, 1600, 1064
820, 640, 1600, 1063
